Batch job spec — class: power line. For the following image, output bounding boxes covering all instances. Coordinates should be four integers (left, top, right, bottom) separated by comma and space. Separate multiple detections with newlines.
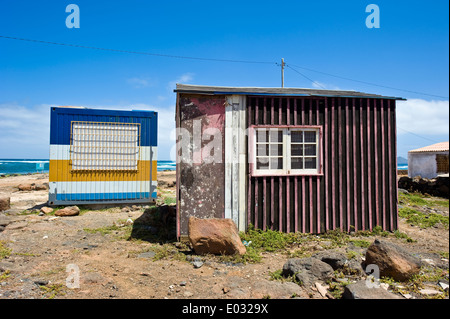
397, 127, 440, 144
0, 35, 276, 65
287, 62, 449, 99
1, 35, 448, 99
285, 64, 327, 89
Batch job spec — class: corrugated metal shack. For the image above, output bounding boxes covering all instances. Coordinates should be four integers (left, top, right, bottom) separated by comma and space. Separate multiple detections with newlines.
49, 107, 157, 206
174, 84, 405, 238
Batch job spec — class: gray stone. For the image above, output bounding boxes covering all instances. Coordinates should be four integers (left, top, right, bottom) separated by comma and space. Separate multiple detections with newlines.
251, 280, 305, 299
282, 257, 334, 287
192, 261, 203, 269
138, 251, 156, 259
342, 280, 403, 299
313, 251, 348, 270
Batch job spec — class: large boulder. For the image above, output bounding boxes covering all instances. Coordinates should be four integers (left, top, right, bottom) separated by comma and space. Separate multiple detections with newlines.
188, 217, 246, 255
55, 206, 80, 217
342, 280, 403, 299
0, 196, 10, 212
365, 239, 422, 282
282, 257, 334, 287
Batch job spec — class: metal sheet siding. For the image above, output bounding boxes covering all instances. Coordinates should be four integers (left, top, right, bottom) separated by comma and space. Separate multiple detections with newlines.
176, 94, 226, 237
48, 107, 157, 206
247, 96, 398, 233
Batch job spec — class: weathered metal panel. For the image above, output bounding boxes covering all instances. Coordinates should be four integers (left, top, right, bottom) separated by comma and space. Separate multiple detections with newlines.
177, 94, 226, 237
247, 96, 398, 233
48, 107, 157, 206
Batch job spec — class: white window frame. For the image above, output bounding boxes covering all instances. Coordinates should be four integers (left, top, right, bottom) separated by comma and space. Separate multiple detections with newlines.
70, 121, 141, 171
250, 125, 323, 177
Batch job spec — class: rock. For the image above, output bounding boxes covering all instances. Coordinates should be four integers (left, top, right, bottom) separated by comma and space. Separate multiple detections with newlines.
282, 257, 334, 287
138, 251, 156, 259
313, 251, 348, 270
183, 291, 194, 297
34, 279, 49, 286
192, 261, 203, 269
40, 207, 54, 214
55, 206, 80, 217
188, 217, 246, 255
438, 281, 449, 291
18, 183, 33, 191
34, 183, 48, 191
0, 215, 11, 227
419, 288, 443, 296
251, 280, 305, 299
0, 196, 10, 212
315, 282, 328, 298
342, 280, 403, 299
179, 281, 187, 286
365, 239, 422, 282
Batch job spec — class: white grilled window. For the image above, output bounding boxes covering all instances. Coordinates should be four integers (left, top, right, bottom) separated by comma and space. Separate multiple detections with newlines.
71, 122, 140, 171
252, 126, 321, 176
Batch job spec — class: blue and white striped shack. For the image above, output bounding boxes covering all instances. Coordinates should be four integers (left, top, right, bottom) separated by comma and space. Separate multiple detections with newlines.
48, 106, 157, 206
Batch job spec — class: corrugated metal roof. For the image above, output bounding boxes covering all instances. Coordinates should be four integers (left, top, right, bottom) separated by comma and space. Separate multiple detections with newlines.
409, 141, 449, 153
174, 84, 406, 100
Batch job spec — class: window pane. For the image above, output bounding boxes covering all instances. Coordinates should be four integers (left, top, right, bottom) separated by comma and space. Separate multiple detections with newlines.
270, 144, 283, 156
257, 144, 269, 156
256, 130, 268, 143
291, 157, 303, 170
257, 157, 270, 169
304, 144, 317, 156
304, 131, 316, 143
304, 157, 317, 169
291, 144, 303, 156
270, 130, 283, 143
270, 158, 283, 170
291, 131, 303, 143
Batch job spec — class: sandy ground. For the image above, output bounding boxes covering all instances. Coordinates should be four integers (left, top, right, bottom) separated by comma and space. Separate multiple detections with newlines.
0, 172, 448, 300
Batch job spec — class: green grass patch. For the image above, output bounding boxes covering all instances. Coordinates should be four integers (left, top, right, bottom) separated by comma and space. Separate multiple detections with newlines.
399, 192, 449, 208
83, 219, 133, 239
40, 283, 66, 299
349, 239, 371, 248
0, 270, 11, 282
0, 241, 12, 260
399, 207, 449, 229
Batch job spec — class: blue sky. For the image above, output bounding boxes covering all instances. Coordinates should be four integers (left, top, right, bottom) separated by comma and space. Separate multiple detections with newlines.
0, 0, 448, 160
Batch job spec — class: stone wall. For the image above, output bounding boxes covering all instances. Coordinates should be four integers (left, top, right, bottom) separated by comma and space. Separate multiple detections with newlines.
398, 176, 449, 198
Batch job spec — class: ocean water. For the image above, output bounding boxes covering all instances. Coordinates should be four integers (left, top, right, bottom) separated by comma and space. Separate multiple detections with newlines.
0, 159, 406, 175
0, 159, 176, 175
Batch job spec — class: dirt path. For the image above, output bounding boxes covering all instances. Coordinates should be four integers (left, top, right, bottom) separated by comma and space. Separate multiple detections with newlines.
0, 172, 448, 299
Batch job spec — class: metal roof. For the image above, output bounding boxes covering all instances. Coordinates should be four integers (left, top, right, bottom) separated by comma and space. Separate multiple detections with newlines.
174, 84, 406, 100
409, 142, 449, 153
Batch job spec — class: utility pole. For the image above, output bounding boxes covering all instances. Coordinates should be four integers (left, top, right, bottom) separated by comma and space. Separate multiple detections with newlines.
281, 58, 285, 88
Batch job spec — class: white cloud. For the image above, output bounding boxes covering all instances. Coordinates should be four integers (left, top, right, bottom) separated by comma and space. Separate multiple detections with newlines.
0, 103, 52, 158
396, 99, 449, 135
126, 77, 155, 88
311, 81, 343, 90
168, 72, 194, 92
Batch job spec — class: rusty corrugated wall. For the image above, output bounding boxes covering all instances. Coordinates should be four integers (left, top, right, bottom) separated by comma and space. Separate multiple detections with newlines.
176, 94, 226, 237
247, 96, 398, 233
